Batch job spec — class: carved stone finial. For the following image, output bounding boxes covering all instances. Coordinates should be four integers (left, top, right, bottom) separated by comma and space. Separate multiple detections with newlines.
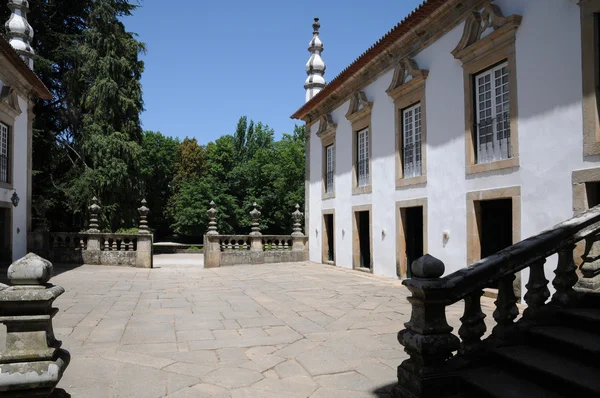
138, 199, 150, 234
206, 200, 219, 235
305, 17, 326, 103
88, 196, 101, 233
291, 204, 304, 237
249, 202, 262, 236
5, 0, 35, 69
411, 254, 444, 278
7, 252, 52, 285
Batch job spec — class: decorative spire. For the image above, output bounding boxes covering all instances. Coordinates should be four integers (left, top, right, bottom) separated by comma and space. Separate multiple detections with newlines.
249, 202, 262, 236
5, 0, 34, 69
305, 17, 326, 103
206, 201, 219, 235
88, 197, 101, 233
138, 199, 150, 234
291, 204, 304, 237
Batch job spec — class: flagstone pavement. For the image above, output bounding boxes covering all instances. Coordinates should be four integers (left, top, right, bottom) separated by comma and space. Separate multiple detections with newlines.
42, 258, 498, 397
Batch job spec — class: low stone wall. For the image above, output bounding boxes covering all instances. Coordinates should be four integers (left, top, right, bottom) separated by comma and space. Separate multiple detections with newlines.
204, 234, 308, 267
28, 231, 153, 268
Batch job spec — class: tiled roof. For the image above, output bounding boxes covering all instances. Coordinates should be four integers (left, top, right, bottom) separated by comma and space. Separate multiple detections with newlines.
291, 0, 446, 120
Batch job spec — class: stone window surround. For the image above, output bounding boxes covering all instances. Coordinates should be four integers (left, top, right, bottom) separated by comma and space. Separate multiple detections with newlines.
581, 0, 600, 156
452, 1, 522, 175
317, 114, 337, 200
395, 197, 428, 280
466, 186, 521, 267
321, 208, 335, 265
352, 204, 373, 273
0, 104, 16, 190
346, 91, 373, 195
387, 58, 429, 188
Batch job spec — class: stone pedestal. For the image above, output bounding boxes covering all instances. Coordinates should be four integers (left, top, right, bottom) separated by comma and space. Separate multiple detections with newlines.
204, 236, 221, 268
0, 253, 70, 397
135, 234, 153, 269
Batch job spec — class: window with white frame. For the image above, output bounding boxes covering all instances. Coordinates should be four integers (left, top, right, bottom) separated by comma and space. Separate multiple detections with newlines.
402, 102, 422, 178
357, 128, 369, 187
325, 144, 334, 194
0, 123, 8, 183
475, 62, 510, 163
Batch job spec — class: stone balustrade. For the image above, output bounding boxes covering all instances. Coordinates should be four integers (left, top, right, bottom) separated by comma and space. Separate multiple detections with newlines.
393, 205, 600, 398
204, 202, 308, 267
28, 198, 153, 268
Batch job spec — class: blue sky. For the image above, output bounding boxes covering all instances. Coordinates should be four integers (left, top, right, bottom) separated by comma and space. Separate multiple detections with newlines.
126, 0, 424, 144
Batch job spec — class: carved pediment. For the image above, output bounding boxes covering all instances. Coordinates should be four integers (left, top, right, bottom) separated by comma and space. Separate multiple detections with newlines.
0, 86, 22, 118
345, 90, 372, 122
451, 0, 522, 61
316, 113, 337, 142
386, 58, 429, 100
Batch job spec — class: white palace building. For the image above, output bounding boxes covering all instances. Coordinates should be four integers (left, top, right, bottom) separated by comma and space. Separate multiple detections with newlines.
291, 0, 600, 295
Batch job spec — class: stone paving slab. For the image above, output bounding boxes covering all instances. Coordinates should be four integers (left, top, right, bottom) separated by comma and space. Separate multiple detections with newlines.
20, 260, 500, 397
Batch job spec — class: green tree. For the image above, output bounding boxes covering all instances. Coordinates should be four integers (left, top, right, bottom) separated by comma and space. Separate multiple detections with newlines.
139, 131, 180, 239
61, 0, 146, 231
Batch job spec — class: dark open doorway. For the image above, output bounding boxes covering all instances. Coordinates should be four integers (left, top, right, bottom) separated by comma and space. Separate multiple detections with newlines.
323, 213, 335, 263
586, 181, 600, 208
0, 207, 11, 264
357, 211, 371, 269
478, 199, 512, 289
403, 206, 424, 278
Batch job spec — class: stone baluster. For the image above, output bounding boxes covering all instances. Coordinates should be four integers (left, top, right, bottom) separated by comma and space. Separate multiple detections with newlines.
138, 199, 150, 234
227, 240, 233, 251
291, 204, 306, 253
0, 253, 70, 395
79, 238, 85, 250
458, 290, 486, 356
284, 240, 289, 250
204, 201, 222, 268
578, 233, 600, 291
104, 240, 109, 251
492, 274, 519, 340
552, 243, 579, 306
277, 240, 283, 250
111, 239, 117, 251
129, 240, 135, 251
523, 258, 550, 319
234, 241, 239, 250
394, 255, 459, 398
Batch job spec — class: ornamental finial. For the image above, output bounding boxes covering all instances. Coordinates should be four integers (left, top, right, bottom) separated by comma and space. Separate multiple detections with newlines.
206, 201, 219, 235
304, 17, 326, 103
5, 0, 35, 69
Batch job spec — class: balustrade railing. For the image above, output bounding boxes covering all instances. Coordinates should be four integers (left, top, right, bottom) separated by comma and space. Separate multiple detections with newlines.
100, 234, 138, 252
49, 233, 88, 250
262, 236, 293, 251
219, 236, 251, 251
395, 205, 600, 398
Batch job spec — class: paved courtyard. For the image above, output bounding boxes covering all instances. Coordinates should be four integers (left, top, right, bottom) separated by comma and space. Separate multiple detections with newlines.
39, 256, 497, 397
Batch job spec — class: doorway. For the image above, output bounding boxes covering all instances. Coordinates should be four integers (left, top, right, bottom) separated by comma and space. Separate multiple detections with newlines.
478, 199, 513, 259
402, 206, 424, 278
357, 211, 371, 269
323, 213, 335, 264
0, 207, 11, 264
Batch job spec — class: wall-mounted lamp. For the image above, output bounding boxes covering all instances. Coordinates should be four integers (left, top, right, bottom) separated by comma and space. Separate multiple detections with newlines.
342, 229, 345, 239
381, 229, 386, 240
315, 228, 319, 238
443, 230, 450, 240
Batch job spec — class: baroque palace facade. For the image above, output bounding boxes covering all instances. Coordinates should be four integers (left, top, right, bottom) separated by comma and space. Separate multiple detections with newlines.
292, 0, 600, 296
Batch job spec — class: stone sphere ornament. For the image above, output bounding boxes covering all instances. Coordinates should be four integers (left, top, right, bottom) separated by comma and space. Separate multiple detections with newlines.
7, 252, 53, 285
411, 254, 445, 279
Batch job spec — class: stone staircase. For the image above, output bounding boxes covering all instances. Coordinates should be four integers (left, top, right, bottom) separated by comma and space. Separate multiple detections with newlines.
392, 206, 600, 398
460, 304, 600, 398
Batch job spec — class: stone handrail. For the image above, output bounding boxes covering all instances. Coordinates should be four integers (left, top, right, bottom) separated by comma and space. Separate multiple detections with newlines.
98, 234, 138, 251
394, 205, 600, 398
217, 235, 252, 251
